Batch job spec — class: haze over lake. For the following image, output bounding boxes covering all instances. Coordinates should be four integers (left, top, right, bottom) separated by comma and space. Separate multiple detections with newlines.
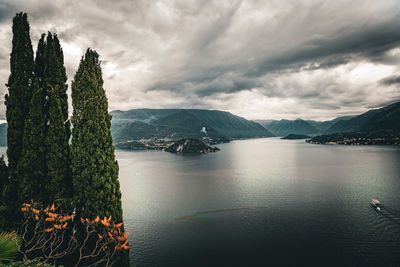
114, 138, 400, 266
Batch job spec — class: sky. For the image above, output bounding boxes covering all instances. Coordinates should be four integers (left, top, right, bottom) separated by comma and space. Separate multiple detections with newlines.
0, 0, 400, 121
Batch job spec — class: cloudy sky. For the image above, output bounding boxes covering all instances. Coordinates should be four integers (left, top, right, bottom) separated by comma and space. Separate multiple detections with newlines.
0, 0, 400, 121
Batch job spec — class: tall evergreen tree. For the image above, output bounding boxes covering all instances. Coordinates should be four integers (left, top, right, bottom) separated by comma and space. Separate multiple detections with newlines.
71, 49, 129, 266
45, 86, 71, 209
0, 157, 7, 205
71, 49, 123, 222
43, 33, 69, 136
3, 12, 34, 210
0, 156, 7, 225
16, 78, 46, 204
34, 34, 46, 88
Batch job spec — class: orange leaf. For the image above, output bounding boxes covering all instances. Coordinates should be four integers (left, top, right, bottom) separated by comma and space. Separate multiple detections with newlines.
45, 228, 54, 232
45, 217, 55, 222
50, 204, 55, 212
62, 222, 68, 229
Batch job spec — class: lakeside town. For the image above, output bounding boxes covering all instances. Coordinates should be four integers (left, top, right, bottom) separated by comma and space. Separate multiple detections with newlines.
307, 132, 400, 146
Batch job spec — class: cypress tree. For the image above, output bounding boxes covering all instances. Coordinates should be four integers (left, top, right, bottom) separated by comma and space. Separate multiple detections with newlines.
71, 49, 129, 266
43, 33, 69, 133
0, 156, 7, 225
16, 78, 46, 204
34, 34, 46, 88
71, 49, 123, 222
35, 32, 71, 208
45, 86, 71, 209
3, 12, 34, 210
0, 156, 7, 205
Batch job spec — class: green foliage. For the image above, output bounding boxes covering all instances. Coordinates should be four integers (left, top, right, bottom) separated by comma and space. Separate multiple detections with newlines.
3, 12, 34, 210
42, 33, 69, 135
13, 31, 72, 209
0, 232, 21, 262
72, 49, 129, 266
16, 78, 46, 204
45, 87, 72, 209
71, 49, 123, 222
0, 157, 8, 225
0, 260, 55, 267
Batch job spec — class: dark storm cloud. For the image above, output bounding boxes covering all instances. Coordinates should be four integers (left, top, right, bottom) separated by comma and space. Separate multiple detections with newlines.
0, 1, 18, 23
380, 75, 400, 86
0, 0, 400, 120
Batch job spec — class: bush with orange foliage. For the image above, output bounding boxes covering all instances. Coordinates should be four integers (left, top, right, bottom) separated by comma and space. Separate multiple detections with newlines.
18, 201, 130, 267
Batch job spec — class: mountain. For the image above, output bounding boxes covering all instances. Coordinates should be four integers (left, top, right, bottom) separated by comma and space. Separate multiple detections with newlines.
112, 121, 157, 143
306, 116, 354, 132
111, 109, 274, 143
152, 110, 223, 139
325, 101, 400, 134
0, 123, 6, 146
257, 119, 320, 137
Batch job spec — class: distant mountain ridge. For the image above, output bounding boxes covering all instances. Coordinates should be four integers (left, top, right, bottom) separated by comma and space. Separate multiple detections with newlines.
111, 108, 274, 143
255, 116, 356, 137
325, 102, 400, 134
257, 118, 320, 137
1, 101, 399, 146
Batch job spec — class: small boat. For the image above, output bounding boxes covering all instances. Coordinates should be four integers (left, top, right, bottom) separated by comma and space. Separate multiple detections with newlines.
370, 199, 382, 211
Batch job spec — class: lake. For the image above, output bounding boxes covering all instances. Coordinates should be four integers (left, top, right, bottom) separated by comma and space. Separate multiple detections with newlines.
116, 138, 400, 266
1, 138, 400, 266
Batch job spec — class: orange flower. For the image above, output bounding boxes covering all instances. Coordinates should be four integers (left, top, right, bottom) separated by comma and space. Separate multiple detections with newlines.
122, 244, 131, 250
47, 212, 57, 218
101, 217, 110, 227
93, 216, 100, 223
115, 222, 123, 228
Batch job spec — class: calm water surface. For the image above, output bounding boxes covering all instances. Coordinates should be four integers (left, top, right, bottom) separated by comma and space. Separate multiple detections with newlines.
3, 138, 400, 266
117, 138, 400, 266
